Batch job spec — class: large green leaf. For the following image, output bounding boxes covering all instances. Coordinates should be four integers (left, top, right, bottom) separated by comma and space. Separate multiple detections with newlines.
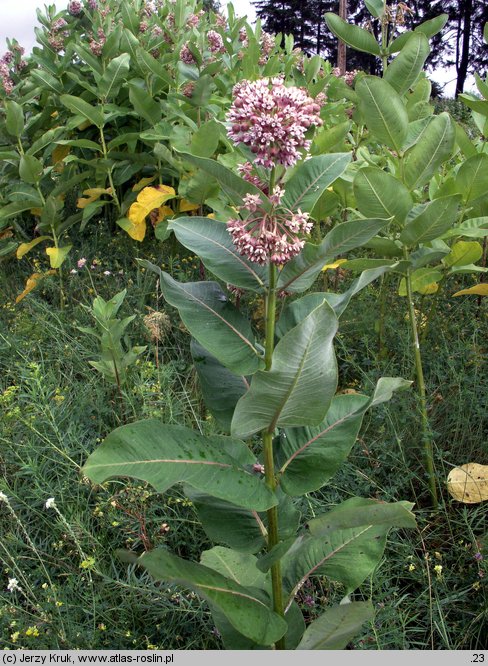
442, 217, 488, 239
277, 218, 391, 293
169, 217, 267, 292
201, 548, 304, 649
400, 194, 461, 246
231, 302, 338, 439
364, 0, 384, 17
128, 82, 162, 125
137, 549, 287, 646
404, 113, 455, 189
297, 601, 374, 649
282, 154, 351, 214
354, 167, 412, 225
455, 154, 488, 203
140, 261, 263, 376
388, 14, 448, 53
187, 486, 301, 555
325, 14, 381, 55
277, 378, 411, 495
98, 53, 130, 99
384, 33, 430, 96
179, 153, 271, 210
282, 498, 416, 602
191, 340, 248, 433
190, 120, 221, 158
5, 100, 24, 138
356, 76, 408, 152
83, 421, 276, 512
442, 240, 483, 268
59, 94, 104, 128
19, 155, 43, 185
398, 267, 443, 295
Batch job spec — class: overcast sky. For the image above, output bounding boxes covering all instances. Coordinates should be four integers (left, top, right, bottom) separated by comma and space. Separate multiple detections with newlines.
0, 1, 467, 96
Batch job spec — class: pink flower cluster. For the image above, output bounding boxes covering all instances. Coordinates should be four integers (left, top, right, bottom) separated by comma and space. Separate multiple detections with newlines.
227, 189, 313, 266
68, 0, 82, 16
331, 67, 359, 86
207, 30, 225, 54
227, 78, 323, 168
86, 0, 98, 9
179, 43, 196, 65
89, 28, 106, 56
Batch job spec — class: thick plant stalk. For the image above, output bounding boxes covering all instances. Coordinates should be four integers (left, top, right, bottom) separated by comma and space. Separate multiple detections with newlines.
403, 253, 439, 509
263, 263, 285, 649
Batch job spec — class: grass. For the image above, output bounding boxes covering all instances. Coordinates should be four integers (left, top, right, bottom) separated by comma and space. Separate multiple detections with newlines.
1, 231, 487, 649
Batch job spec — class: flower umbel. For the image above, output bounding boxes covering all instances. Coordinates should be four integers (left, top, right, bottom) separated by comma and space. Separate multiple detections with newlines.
227, 77, 322, 168
227, 188, 312, 266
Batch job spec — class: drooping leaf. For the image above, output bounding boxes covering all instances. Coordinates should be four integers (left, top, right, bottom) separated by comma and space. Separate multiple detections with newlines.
277, 378, 411, 496
187, 486, 300, 555
354, 167, 412, 225
16, 236, 51, 259
384, 33, 430, 96
297, 601, 374, 650
356, 76, 408, 152
453, 284, 488, 297
325, 14, 381, 55
231, 302, 338, 439
125, 185, 176, 242
191, 339, 248, 433
83, 421, 277, 511
140, 261, 263, 376
77, 187, 113, 209
15, 271, 56, 304
404, 113, 455, 189
399, 194, 461, 246
282, 154, 351, 214
137, 549, 287, 646
169, 217, 267, 292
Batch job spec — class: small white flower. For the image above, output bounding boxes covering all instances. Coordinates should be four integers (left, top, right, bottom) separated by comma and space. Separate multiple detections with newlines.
45, 497, 56, 510
103, 270, 111, 276
0, 491, 8, 503
70, 269, 78, 274
7, 578, 21, 593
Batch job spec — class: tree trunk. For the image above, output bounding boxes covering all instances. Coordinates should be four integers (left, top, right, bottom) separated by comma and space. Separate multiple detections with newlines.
455, 0, 473, 96
337, 0, 348, 74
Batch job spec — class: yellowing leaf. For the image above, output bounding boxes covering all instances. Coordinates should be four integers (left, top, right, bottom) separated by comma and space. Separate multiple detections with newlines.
453, 284, 488, 297
179, 199, 200, 213
77, 187, 113, 209
30, 207, 43, 216
116, 217, 146, 242
17, 236, 51, 259
52, 144, 70, 165
46, 245, 72, 268
447, 463, 488, 504
15, 271, 56, 304
417, 282, 439, 295
207, 213, 216, 219
322, 258, 347, 272
132, 176, 157, 192
126, 186, 176, 242
153, 205, 174, 225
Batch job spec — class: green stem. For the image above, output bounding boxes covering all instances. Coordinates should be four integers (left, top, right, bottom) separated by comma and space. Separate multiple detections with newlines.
403, 249, 438, 509
99, 125, 121, 214
377, 273, 389, 359
263, 262, 285, 649
420, 278, 444, 344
